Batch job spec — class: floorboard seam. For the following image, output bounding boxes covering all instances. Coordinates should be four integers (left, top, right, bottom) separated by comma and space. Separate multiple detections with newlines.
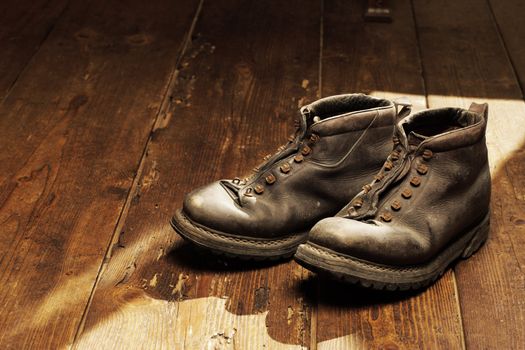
318, 0, 324, 99
409, 0, 428, 108
486, 0, 525, 99
410, 0, 467, 348
309, 274, 320, 350
451, 272, 467, 350
68, 0, 205, 347
310, 1, 323, 348
0, 0, 71, 107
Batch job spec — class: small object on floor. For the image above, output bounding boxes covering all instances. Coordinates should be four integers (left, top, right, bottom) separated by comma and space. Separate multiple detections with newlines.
364, 0, 392, 22
171, 94, 411, 259
295, 103, 491, 290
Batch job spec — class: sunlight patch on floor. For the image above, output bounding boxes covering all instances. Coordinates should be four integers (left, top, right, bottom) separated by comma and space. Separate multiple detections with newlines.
73, 296, 305, 350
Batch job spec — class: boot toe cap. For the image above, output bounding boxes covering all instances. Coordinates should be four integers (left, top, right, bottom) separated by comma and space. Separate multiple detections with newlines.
309, 217, 428, 266
182, 181, 246, 233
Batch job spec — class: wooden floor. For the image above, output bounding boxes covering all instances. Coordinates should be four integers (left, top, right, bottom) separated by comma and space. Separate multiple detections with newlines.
1, 0, 524, 349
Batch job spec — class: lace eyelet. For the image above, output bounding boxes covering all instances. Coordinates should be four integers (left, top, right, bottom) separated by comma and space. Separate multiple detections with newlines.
380, 212, 393, 222
265, 174, 276, 185
401, 188, 412, 199
422, 149, 433, 160
390, 151, 400, 161
374, 173, 385, 181
301, 145, 311, 156
254, 184, 265, 194
309, 133, 320, 143
416, 163, 428, 175
280, 163, 291, 174
391, 200, 402, 211
294, 154, 304, 163
410, 176, 421, 187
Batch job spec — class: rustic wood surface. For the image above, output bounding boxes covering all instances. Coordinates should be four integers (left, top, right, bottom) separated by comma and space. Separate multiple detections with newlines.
0, 0, 68, 101
316, 0, 464, 349
413, 0, 525, 348
0, 0, 524, 349
76, 1, 320, 348
0, 0, 200, 348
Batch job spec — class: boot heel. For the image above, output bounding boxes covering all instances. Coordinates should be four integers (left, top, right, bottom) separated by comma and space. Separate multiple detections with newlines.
461, 216, 490, 258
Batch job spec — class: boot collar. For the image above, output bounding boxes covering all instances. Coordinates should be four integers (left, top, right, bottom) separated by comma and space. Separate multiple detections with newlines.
302, 94, 403, 136
395, 103, 488, 152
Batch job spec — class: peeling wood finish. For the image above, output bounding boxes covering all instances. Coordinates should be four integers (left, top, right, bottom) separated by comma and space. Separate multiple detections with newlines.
77, 0, 320, 347
75, 294, 364, 350
0, 0, 200, 348
76, 296, 304, 349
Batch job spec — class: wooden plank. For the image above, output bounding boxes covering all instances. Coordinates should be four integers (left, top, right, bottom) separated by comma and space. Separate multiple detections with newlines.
74, 1, 320, 349
315, 0, 465, 348
412, 0, 525, 348
0, 0, 68, 101
489, 0, 525, 92
0, 0, 200, 348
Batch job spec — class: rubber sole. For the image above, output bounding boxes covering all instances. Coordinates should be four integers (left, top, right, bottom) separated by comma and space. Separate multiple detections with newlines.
294, 214, 490, 291
170, 209, 308, 260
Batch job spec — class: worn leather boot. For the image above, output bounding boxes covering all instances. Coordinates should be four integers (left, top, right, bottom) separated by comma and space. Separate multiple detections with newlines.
295, 103, 491, 289
171, 94, 411, 259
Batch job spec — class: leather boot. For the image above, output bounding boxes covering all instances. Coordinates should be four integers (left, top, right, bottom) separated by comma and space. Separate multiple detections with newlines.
295, 103, 491, 289
171, 94, 411, 259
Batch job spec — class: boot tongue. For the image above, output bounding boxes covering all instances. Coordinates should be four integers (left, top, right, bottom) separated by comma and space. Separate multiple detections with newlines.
345, 129, 423, 220
299, 106, 316, 134
407, 131, 427, 150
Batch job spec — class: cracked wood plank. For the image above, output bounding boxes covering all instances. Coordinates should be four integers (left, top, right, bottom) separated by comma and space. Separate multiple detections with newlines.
75, 0, 320, 348
0, 0, 200, 348
314, 0, 465, 348
412, 0, 525, 348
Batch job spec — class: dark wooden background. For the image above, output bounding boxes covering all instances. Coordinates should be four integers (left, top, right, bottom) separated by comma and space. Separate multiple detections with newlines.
1, 0, 524, 348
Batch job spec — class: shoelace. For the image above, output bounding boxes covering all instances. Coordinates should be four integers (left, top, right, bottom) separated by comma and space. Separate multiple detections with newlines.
347, 136, 433, 222
236, 118, 321, 196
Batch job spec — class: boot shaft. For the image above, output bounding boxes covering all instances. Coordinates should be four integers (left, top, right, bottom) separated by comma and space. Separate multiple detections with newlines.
346, 103, 491, 245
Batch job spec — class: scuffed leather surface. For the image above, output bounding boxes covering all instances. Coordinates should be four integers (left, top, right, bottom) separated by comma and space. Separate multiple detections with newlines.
182, 94, 401, 238
308, 103, 491, 266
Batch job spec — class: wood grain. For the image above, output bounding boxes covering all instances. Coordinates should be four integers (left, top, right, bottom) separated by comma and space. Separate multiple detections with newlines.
0, 0, 199, 348
75, 0, 320, 348
314, 0, 465, 348
412, 0, 525, 348
489, 0, 525, 274
489, 0, 525, 92
0, 0, 68, 101
1, 0, 524, 348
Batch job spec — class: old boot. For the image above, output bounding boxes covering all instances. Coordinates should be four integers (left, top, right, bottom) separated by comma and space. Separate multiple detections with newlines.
171, 94, 411, 259
295, 103, 490, 289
